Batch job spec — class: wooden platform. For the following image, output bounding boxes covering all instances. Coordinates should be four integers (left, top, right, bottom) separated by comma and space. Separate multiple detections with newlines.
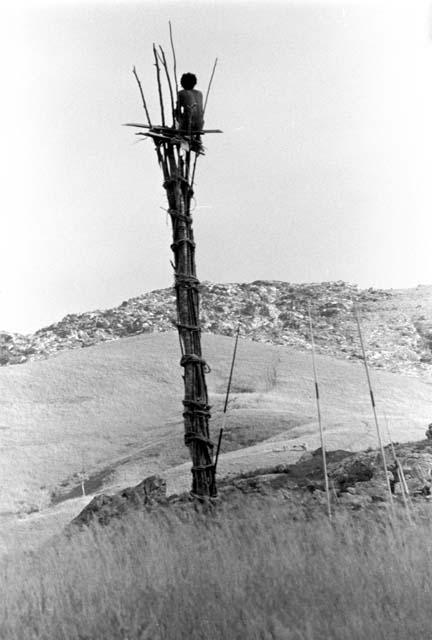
125, 123, 223, 135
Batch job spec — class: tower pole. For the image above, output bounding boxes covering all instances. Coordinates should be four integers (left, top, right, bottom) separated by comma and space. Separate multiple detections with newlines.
164, 144, 216, 497
130, 38, 218, 497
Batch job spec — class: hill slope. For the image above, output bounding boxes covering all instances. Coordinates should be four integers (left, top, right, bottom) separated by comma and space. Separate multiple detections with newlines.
0, 331, 430, 521
1, 281, 432, 377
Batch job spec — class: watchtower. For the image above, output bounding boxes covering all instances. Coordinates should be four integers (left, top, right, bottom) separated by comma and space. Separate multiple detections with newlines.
128, 27, 221, 498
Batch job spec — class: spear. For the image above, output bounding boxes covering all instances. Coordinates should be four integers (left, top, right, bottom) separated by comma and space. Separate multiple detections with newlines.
384, 413, 413, 524
214, 326, 240, 474
308, 302, 331, 519
354, 305, 394, 506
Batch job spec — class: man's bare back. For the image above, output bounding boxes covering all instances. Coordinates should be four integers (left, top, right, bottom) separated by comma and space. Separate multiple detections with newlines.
176, 73, 204, 133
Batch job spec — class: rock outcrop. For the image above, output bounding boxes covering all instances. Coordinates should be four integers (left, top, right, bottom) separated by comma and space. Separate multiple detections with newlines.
1, 281, 432, 378
70, 475, 167, 528
68, 441, 432, 531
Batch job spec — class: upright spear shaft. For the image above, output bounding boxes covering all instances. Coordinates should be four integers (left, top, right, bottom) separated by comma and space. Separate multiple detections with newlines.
307, 303, 331, 518
214, 326, 240, 473
354, 306, 393, 506
384, 414, 413, 523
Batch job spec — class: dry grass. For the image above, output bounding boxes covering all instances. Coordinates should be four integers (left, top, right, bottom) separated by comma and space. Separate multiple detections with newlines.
1, 496, 431, 640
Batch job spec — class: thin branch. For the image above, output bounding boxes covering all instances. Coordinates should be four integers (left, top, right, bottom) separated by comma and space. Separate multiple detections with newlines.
159, 45, 176, 126
153, 43, 166, 126
132, 66, 152, 127
169, 20, 179, 95
203, 57, 218, 115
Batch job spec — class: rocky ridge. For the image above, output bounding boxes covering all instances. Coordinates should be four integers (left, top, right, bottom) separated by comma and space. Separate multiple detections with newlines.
1, 281, 432, 378
70, 439, 432, 530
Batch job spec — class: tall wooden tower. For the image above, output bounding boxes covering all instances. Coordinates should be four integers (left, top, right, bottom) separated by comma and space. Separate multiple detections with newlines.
128, 31, 220, 497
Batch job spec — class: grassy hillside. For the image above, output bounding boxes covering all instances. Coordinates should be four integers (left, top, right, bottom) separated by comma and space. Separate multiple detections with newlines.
0, 331, 430, 523
1, 497, 432, 640
0, 308, 431, 638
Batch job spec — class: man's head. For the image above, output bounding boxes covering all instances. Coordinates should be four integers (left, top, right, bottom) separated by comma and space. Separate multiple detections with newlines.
180, 73, 197, 90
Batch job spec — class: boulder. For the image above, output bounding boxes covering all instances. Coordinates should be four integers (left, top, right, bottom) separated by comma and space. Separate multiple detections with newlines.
398, 451, 432, 496
338, 493, 373, 509
70, 475, 167, 528
327, 451, 376, 489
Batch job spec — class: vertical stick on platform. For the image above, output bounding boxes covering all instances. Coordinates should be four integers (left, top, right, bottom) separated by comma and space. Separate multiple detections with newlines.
132, 67, 152, 127
308, 303, 331, 519
158, 45, 176, 125
169, 21, 179, 94
153, 44, 166, 126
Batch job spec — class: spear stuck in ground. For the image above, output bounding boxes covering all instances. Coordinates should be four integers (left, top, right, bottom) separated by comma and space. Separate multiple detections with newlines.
214, 326, 241, 474
307, 303, 332, 519
383, 412, 414, 524
354, 305, 394, 506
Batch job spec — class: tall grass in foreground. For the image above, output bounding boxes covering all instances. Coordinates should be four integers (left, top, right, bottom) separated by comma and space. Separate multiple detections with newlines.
0, 497, 431, 640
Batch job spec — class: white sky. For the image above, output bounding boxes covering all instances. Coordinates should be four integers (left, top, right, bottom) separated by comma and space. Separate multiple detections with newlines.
1, 0, 431, 333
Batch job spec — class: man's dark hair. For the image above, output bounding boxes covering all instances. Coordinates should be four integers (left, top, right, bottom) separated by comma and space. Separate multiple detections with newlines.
180, 73, 197, 90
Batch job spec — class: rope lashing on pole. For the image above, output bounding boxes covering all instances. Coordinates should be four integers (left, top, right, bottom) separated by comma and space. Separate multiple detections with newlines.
170, 238, 196, 249
176, 323, 201, 331
163, 175, 193, 189
354, 305, 394, 507
180, 353, 211, 374
167, 209, 191, 222
307, 302, 332, 519
174, 274, 200, 285
183, 404, 212, 419
180, 353, 208, 366
184, 432, 214, 447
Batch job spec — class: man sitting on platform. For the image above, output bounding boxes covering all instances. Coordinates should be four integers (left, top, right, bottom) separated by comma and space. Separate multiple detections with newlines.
176, 73, 204, 135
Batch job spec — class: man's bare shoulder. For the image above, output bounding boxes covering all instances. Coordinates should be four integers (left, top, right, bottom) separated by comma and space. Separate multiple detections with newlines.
178, 89, 203, 101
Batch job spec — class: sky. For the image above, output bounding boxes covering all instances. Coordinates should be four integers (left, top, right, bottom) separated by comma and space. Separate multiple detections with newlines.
1, 0, 432, 333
